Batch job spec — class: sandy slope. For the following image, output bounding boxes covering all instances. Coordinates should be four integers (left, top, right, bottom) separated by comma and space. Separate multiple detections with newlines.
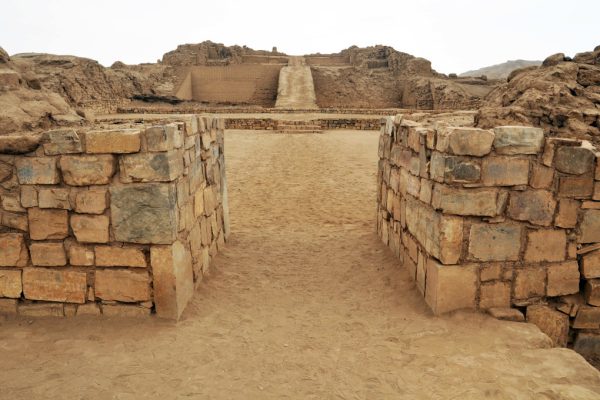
1, 130, 599, 399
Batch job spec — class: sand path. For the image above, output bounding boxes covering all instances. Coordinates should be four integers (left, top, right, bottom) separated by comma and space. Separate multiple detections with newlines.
1, 130, 599, 399
275, 57, 318, 110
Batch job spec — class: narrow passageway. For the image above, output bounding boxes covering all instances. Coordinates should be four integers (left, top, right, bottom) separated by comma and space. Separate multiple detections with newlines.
1, 130, 599, 399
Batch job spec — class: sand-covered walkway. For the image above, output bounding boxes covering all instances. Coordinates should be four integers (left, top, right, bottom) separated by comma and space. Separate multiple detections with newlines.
1, 130, 599, 399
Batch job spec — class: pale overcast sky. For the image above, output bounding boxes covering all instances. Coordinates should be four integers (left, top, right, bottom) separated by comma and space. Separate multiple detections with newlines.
1, 0, 598, 74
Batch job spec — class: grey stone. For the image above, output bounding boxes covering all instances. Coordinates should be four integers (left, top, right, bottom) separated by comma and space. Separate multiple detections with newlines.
468, 223, 523, 261
554, 146, 595, 175
444, 156, 481, 183
119, 151, 183, 183
42, 129, 82, 155
493, 126, 545, 155
507, 190, 557, 226
110, 183, 178, 244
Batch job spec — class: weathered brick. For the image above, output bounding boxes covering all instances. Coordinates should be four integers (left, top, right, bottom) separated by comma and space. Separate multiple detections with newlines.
582, 250, 600, 279
203, 185, 217, 216
425, 260, 477, 314
22, 268, 87, 304
555, 199, 580, 228
580, 210, 600, 243
1, 193, 25, 212
38, 188, 71, 209
119, 151, 183, 183
85, 129, 141, 154
145, 125, 183, 152
468, 223, 522, 261
547, 261, 580, 297
416, 252, 426, 295
438, 127, 494, 156
480, 264, 502, 282
110, 183, 178, 244
102, 304, 151, 318
68, 243, 94, 266
524, 229, 566, 262
419, 179, 433, 204
0, 298, 18, 314
507, 190, 556, 226
530, 163, 554, 189
0, 269, 22, 298
444, 156, 481, 183
60, 155, 115, 186
585, 279, 600, 306
527, 305, 569, 347
514, 267, 546, 301
74, 188, 107, 214
479, 281, 511, 309
432, 185, 498, 217
554, 146, 595, 175
29, 242, 67, 266
95, 245, 146, 268
2, 211, 28, 232
558, 174, 594, 198
15, 157, 59, 184
573, 307, 600, 329
493, 126, 544, 155
482, 157, 529, 186
70, 214, 109, 243
95, 269, 151, 302
42, 129, 82, 155
28, 208, 68, 240
151, 241, 194, 319
20, 185, 37, 207
0, 233, 29, 267
75, 303, 101, 316
19, 302, 64, 317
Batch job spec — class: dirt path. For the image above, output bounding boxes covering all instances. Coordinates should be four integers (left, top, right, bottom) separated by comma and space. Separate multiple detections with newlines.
1, 130, 600, 399
275, 57, 318, 109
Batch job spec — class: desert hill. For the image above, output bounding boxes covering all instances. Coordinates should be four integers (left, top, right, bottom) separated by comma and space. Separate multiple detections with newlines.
460, 60, 541, 80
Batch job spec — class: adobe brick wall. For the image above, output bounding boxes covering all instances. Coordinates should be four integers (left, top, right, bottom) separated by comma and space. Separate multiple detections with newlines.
224, 118, 380, 131
377, 115, 600, 347
0, 115, 228, 319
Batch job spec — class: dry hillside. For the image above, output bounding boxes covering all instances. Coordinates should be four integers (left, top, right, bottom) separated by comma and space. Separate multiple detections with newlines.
460, 60, 542, 80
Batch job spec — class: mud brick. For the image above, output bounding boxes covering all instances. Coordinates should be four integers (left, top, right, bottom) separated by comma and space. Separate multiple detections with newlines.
425, 260, 477, 314
95, 269, 151, 302
432, 185, 498, 217
547, 261, 580, 296
95, 245, 146, 268
507, 190, 556, 226
479, 281, 511, 309
468, 223, 522, 261
524, 229, 566, 262
514, 267, 546, 302
554, 146, 595, 175
527, 305, 569, 347
482, 157, 529, 186
0, 232, 29, 266
85, 129, 141, 154
530, 163, 554, 189
22, 268, 87, 304
28, 208, 68, 240
0, 269, 22, 298
554, 199, 580, 228
493, 126, 544, 155
29, 242, 67, 266
60, 155, 115, 186
15, 157, 59, 184
70, 214, 109, 243
38, 188, 71, 209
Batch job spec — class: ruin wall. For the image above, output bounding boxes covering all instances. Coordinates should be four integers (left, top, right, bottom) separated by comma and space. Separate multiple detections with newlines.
0, 115, 228, 319
377, 115, 600, 347
305, 56, 350, 66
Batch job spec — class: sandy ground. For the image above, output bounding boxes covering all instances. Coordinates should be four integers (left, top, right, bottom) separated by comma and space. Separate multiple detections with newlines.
275, 57, 318, 110
1, 130, 600, 399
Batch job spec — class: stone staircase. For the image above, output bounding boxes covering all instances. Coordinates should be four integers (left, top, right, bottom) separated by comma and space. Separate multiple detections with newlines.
276, 120, 322, 134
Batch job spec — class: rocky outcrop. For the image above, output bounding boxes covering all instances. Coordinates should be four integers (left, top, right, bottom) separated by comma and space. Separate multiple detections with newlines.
460, 60, 542, 80
476, 46, 600, 143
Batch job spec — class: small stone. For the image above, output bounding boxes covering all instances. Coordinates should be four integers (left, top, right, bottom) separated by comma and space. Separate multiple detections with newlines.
2, 212, 28, 232
95, 269, 151, 302
425, 259, 477, 315
59, 155, 115, 186
0, 233, 29, 267
119, 151, 183, 183
438, 127, 494, 156
29, 242, 67, 266
530, 164, 554, 189
585, 279, 600, 306
555, 199, 580, 228
524, 229, 566, 262
85, 129, 141, 154
68, 244, 94, 266
558, 175, 594, 198
493, 126, 545, 155
479, 281, 511, 309
70, 214, 109, 243
527, 305, 569, 347
468, 223, 522, 261
38, 188, 71, 209
580, 210, 600, 243
480, 264, 502, 282
1, 194, 25, 212
547, 261, 580, 297
482, 157, 529, 186
554, 146, 595, 175
507, 190, 556, 226
15, 157, 59, 184
487, 307, 525, 322
573, 306, 600, 329
20, 186, 37, 208
0, 269, 22, 298
432, 185, 498, 217
74, 188, 107, 214
28, 208, 68, 240
42, 129, 82, 155
513, 267, 546, 302
95, 246, 146, 268
443, 156, 481, 183
203, 186, 217, 216
22, 268, 87, 304
145, 125, 183, 151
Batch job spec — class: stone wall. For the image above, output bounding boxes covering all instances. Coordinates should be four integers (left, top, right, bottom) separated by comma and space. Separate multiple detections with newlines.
0, 115, 228, 319
377, 115, 600, 347
225, 118, 380, 131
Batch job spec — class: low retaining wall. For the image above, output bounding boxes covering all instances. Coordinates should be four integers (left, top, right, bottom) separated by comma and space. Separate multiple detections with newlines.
377, 115, 600, 347
225, 118, 380, 131
0, 115, 228, 319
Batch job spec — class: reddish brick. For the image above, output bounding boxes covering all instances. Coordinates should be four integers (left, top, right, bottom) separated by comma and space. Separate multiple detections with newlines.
22, 268, 87, 304
28, 208, 68, 240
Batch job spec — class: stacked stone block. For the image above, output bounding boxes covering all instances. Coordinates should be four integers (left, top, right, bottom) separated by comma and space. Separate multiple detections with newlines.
0, 115, 228, 319
377, 115, 600, 347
